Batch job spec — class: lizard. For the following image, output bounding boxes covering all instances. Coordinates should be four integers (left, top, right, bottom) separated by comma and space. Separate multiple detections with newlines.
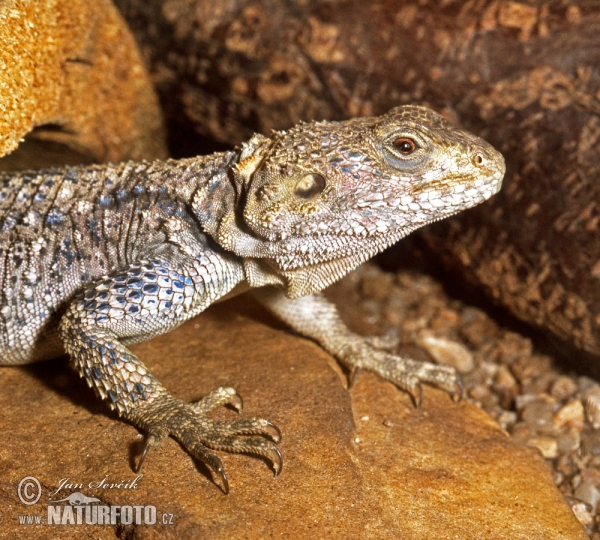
0, 105, 505, 492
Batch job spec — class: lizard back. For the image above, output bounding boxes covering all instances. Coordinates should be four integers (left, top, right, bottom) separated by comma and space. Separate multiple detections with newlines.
0, 154, 234, 363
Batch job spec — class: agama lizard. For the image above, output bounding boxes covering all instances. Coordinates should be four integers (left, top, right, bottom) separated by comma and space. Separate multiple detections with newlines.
0, 106, 505, 492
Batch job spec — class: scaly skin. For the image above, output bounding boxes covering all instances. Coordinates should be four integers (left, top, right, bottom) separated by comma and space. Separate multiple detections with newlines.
0, 106, 505, 491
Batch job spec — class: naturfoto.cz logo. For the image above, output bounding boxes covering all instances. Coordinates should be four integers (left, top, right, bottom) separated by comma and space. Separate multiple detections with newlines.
16, 475, 173, 527
47, 499, 157, 526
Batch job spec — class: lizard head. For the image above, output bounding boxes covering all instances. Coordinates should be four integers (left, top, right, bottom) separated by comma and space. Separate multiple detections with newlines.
217, 105, 505, 298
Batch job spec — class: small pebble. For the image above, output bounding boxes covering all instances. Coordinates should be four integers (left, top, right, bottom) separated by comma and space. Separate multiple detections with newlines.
556, 454, 577, 477
496, 410, 517, 431
510, 422, 533, 445
550, 376, 578, 401
479, 360, 499, 380
416, 332, 475, 373
552, 471, 564, 486
514, 393, 546, 410
556, 430, 581, 454
468, 384, 489, 403
510, 354, 550, 382
521, 373, 556, 395
581, 467, 600, 486
571, 501, 593, 526
430, 308, 459, 329
553, 400, 584, 430
527, 436, 558, 459
520, 400, 557, 434
574, 479, 600, 510
582, 431, 600, 456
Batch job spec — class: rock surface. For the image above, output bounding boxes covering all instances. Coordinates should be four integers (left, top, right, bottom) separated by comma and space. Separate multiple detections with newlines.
0, 296, 586, 539
0, 0, 166, 169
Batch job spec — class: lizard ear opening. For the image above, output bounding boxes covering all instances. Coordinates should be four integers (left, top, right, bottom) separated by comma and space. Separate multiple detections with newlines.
294, 173, 325, 200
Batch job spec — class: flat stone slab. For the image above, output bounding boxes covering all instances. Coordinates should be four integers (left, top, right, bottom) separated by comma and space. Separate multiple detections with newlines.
0, 297, 586, 539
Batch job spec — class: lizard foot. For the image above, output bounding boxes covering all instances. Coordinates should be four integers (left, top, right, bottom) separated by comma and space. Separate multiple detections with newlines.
132, 387, 282, 493
342, 344, 463, 407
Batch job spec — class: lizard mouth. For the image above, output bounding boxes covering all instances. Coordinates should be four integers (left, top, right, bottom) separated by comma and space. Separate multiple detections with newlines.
271, 168, 504, 273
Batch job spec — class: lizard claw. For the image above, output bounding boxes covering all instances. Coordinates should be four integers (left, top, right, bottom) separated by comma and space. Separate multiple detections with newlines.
135, 432, 165, 473
206, 456, 229, 494
136, 439, 151, 473
406, 382, 424, 409
348, 366, 361, 389
269, 446, 283, 476
217, 467, 230, 495
189, 443, 230, 494
232, 393, 244, 413
451, 376, 463, 403
263, 420, 282, 444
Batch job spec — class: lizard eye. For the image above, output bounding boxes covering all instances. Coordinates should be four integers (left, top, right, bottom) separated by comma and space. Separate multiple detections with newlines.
393, 137, 416, 155
294, 173, 325, 199
383, 130, 429, 171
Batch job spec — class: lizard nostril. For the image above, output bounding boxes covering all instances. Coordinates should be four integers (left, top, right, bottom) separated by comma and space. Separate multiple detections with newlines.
472, 152, 485, 166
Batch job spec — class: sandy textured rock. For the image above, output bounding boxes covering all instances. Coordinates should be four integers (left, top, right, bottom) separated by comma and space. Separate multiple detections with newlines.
115, 0, 600, 363
0, 0, 166, 169
0, 297, 586, 539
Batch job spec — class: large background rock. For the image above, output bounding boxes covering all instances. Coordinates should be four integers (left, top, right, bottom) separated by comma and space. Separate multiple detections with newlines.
115, 0, 600, 364
0, 0, 166, 170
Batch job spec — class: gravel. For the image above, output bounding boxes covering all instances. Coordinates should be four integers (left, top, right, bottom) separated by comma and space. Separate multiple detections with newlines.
327, 262, 600, 538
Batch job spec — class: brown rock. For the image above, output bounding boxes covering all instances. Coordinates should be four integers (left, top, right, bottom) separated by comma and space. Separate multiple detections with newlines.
0, 0, 166, 170
0, 297, 586, 538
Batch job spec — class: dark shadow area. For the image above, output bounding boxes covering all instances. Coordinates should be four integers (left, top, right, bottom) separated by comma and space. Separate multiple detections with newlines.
209, 293, 288, 334
165, 118, 232, 160
0, 124, 95, 171
19, 356, 119, 419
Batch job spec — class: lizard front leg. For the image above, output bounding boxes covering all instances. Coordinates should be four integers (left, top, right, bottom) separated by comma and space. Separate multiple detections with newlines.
59, 253, 281, 492
254, 288, 462, 407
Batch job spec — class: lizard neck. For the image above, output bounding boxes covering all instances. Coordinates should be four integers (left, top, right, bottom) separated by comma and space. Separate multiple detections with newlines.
199, 133, 278, 253
187, 150, 241, 238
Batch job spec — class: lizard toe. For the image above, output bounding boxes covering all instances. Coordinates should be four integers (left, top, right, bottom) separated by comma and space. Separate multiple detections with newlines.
187, 443, 229, 494
341, 344, 463, 405
382, 354, 462, 403
191, 386, 243, 414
